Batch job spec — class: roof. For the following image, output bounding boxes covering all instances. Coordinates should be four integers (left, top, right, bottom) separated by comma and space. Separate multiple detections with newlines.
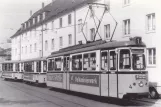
11, 0, 97, 38
48, 39, 146, 58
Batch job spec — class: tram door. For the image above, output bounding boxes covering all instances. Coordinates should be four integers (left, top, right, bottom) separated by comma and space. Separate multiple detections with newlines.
101, 51, 109, 96
63, 56, 70, 89
109, 50, 118, 98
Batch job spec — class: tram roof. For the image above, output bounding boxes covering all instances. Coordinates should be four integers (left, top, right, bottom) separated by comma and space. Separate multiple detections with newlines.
48, 39, 146, 58
21, 57, 47, 62
0, 60, 22, 64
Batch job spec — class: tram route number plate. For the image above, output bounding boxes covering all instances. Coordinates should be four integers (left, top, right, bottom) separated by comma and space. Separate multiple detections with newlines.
70, 74, 99, 87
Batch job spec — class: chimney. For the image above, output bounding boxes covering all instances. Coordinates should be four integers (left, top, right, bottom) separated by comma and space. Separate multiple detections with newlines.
30, 10, 32, 16
42, 2, 45, 8
51, 0, 55, 6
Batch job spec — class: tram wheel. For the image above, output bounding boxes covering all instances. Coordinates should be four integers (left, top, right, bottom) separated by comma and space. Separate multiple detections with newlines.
149, 88, 159, 99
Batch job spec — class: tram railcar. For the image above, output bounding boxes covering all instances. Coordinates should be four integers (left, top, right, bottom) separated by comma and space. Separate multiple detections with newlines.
22, 58, 47, 85
46, 37, 149, 99
1, 61, 23, 81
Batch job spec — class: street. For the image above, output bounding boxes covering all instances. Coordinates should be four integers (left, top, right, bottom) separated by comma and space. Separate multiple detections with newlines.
0, 79, 160, 107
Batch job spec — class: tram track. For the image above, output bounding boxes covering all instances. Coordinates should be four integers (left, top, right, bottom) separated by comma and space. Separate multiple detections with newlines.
130, 98, 161, 106
2, 79, 161, 107
1, 80, 88, 107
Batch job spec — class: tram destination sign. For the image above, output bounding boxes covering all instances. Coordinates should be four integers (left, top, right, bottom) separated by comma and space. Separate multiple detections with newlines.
70, 74, 99, 87
47, 74, 63, 82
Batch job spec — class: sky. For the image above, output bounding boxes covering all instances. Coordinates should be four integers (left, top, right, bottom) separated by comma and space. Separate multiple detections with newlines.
0, 0, 51, 49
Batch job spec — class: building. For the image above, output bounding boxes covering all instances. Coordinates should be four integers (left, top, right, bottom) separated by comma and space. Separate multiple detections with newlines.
10, 0, 161, 97
0, 48, 11, 61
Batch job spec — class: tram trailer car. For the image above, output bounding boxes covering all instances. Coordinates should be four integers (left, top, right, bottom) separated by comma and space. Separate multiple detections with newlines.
46, 37, 149, 99
22, 58, 47, 85
1, 61, 23, 81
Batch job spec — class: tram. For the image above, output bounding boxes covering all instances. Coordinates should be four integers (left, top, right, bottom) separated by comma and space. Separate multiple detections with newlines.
22, 58, 47, 85
1, 60, 23, 81
46, 37, 149, 99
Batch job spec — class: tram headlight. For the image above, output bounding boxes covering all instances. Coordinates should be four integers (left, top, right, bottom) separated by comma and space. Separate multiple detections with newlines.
138, 81, 144, 87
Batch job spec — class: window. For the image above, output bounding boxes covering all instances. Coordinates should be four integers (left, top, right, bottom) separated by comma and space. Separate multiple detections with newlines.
133, 54, 145, 70
33, 18, 35, 24
101, 51, 108, 70
119, 49, 131, 69
24, 62, 34, 72
123, 0, 130, 6
15, 49, 17, 55
60, 18, 62, 28
37, 15, 40, 22
123, 19, 130, 35
22, 47, 23, 54
68, 34, 72, 45
110, 51, 117, 70
68, 14, 72, 25
34, 43, 37, 52
147, 48, 156, 65
48, 59, 55, 71
45, 24, 48, 33
78, 19, 82, 33
43, 61, 47, 72
63, 56, 70, 71
90, 28, 95, 41
146, 13, 155, 32
45, 40, 48, 51
59, 37, 63, 47
55, 57, 62, 71
104, 24, 110, 39
83, 53, 96, 70
51, 21, 54, 30
30, 45, 32, 53
43, 12, 46, 20
51, 39, 54, 50
72, 55, 82, 70
36, 61, 41, 72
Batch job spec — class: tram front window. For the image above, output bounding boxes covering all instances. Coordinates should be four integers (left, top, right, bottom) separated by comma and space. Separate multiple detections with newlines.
133, 54, 145, 70
119, 49, 131, 69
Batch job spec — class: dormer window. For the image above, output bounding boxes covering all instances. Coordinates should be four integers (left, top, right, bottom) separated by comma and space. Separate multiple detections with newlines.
43, 12, 46, 20
30, 19, 32, 26
37, 15, 40, 22
24, 23, 26, 29
35, 17, 37, 23
40, 14, 43, 21
26, 22, 29, 28
28, 21, 30, 27
33, 18, 35, 24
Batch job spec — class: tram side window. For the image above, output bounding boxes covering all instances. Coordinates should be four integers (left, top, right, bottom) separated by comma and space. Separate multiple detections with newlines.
119, 49, 131, 69
9, 63, 13, 71
37, 61, 41, 72
43, 61, 47, 72
101, 52, 108, 70
16, 63, 20, 71
32, 62, 34, 72
21, 63, 24, 72
72, 55, 82, 70
83, 53, 96, 70
48, 59, 55, 71
63, 57, 70, 71
55, 58, 62, 71
110, 51, 117, 70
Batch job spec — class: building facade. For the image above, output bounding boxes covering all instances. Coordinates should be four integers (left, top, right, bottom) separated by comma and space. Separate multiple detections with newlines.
11, 0, 161, 94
